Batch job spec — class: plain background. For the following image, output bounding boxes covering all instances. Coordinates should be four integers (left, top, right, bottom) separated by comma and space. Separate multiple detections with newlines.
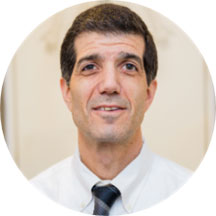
1, 0, 215, 179
0, 0, 216, 216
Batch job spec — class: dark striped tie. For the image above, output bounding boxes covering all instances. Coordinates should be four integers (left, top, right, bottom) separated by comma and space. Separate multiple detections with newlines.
91, 184, 121, 215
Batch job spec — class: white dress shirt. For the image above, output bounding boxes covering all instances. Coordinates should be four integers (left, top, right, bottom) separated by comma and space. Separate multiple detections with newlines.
31, 141, 192, 215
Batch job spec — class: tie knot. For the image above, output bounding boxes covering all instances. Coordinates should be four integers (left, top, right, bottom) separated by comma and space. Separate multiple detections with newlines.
91, 184, 121, 215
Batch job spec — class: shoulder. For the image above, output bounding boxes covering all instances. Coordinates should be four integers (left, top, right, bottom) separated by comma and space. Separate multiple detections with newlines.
150, 152, 193, 188
30, 156, 75, 199
134, 151, 193, 210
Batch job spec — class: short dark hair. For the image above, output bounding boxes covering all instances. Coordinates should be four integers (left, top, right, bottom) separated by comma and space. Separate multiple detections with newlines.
60, 3, 158, 85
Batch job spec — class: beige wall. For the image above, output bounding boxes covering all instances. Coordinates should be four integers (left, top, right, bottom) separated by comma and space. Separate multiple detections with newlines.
2, 1, 215, 179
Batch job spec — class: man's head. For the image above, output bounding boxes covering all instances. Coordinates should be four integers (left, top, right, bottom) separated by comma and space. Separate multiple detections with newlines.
60, 3, 157, 144
60, 3, 157, 86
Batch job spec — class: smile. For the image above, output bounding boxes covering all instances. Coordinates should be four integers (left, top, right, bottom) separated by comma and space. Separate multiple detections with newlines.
92, 105, 126, 112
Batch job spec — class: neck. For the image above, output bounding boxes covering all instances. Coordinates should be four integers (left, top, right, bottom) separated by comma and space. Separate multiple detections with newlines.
78, 129, 143, 180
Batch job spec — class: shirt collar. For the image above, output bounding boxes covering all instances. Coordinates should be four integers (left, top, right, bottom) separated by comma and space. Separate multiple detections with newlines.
73, 148, 101, 211
111, 141, 154, 213
72, 139, 154, 213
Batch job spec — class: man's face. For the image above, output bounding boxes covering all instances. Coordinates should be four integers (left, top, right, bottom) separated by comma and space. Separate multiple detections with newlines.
61, 32, 157, 144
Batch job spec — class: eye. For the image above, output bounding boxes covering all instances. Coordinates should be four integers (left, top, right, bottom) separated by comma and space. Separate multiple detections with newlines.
123, 63, 138, 72
82, 64, 96, 71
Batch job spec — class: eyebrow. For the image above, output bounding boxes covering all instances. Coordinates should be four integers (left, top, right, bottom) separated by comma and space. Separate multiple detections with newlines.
76, 52, 143, 69
118, 52, 143, 68
76, 54, 102, 68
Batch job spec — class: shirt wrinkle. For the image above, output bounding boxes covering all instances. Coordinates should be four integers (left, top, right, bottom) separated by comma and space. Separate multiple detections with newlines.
31, 139, 192, 215
73, 141, 157, 213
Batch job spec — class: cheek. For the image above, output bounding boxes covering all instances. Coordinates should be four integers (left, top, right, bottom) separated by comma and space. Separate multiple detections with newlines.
70, 88, 85, 112
70, 79, 95, 113
122, 80, 147, 109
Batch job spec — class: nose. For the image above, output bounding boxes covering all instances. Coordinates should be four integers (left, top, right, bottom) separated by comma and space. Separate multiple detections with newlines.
98, 65, 121, 95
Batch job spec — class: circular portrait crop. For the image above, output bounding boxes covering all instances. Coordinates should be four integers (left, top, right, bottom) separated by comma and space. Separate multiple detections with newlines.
0, 1, 215, 215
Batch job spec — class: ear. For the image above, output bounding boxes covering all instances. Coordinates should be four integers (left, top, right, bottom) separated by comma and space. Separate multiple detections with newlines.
60, 78, 73, 112
144, 79, 157, 112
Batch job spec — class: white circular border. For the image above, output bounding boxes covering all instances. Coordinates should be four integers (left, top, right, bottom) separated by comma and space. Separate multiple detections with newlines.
0, 0, 215, 215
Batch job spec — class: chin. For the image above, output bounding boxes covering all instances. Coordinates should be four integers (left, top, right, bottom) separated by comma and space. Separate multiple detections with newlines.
92, 129, 132, 144
95, 135, 120, 144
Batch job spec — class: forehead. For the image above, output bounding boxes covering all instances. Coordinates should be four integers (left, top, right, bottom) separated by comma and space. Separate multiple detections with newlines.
74, 32, 145, 60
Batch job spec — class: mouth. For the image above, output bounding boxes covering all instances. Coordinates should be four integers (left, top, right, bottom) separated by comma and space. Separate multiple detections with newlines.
92, 105, 126, 112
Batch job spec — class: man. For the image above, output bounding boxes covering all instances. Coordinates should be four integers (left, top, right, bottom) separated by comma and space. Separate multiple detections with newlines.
31, 3, 192, 215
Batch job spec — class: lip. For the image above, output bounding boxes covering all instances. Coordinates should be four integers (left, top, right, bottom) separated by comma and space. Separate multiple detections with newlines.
92, 104, 126, 111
